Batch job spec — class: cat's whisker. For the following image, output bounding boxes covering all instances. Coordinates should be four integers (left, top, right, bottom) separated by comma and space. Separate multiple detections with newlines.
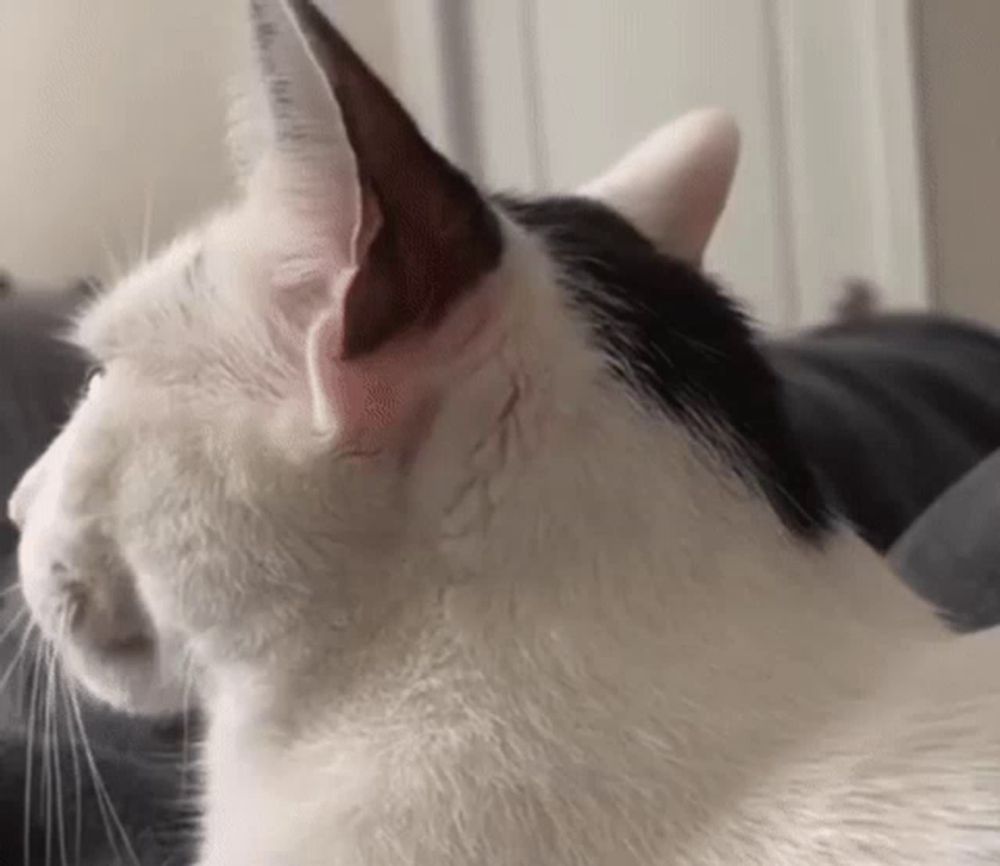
65, 680, 141, 866
48, 621, 69, 866
0, 617, 35, 699
0, 591, 26, 624
0, 605, 29, 648
57, 670, 83, 866
24, 633, 46, 866
0, 620, 34, 694
65, 681, 121, 866
41, 640, 55, 866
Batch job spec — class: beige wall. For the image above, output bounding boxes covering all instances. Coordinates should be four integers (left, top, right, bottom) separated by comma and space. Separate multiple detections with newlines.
467, 1, 930, 328
9, 0, 1000, 327
0, 0, 398, 287
916, 0, 1000, 325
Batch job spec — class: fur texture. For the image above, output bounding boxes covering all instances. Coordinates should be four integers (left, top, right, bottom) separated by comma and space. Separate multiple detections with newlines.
9, 2, 1000, 864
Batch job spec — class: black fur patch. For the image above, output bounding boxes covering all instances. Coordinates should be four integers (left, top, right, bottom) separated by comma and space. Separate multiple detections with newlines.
497, 194, 830, 541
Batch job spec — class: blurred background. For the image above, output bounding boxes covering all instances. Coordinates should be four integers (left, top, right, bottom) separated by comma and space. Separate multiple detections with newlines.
1, 0, 999, 331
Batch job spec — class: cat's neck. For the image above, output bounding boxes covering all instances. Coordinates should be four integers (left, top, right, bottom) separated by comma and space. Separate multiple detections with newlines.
196, 404, 939, 865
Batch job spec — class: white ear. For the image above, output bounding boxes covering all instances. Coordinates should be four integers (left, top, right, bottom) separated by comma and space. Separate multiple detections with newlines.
242, 0, 365, 268
579, 108, 740, 266
234, 0, 502, 446
226, 65, 274, 190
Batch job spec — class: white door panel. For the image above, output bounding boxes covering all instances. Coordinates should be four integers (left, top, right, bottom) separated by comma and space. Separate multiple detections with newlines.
437, 0, 929, 329
528, 0, 793, 326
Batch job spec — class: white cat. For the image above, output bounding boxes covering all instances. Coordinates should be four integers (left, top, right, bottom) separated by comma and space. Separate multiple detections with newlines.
10, 1, 1000, 863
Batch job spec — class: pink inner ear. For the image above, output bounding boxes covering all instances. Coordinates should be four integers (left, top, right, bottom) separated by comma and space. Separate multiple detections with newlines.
309, 273, 503, 450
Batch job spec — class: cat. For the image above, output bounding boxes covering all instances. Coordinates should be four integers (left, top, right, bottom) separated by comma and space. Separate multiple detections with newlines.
9, 273, 1000, 862
9, 1, 1000, 863
6, 227, 1000, 866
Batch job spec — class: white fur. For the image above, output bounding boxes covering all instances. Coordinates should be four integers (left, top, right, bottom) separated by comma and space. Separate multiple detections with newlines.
579, 108, 740, 265
10, 2, 1000, 863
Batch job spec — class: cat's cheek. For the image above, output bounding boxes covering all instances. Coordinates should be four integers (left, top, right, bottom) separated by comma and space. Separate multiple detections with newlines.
61, 631, 188, 716
124, 552, 192, 641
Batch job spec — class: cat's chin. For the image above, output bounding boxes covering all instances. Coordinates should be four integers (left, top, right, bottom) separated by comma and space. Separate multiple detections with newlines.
62, 633, 189, 717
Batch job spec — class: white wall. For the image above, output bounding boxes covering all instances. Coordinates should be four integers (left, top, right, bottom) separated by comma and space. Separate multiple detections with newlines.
916, 0, 1000, 325
2, 1, 963, 332
518, 0, 796, 324
464, 0, 928, 329
0, 0, 248, 284
0, 0, 400, 287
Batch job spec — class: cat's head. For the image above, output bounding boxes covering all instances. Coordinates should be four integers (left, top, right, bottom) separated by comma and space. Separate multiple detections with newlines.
8, 0, 824, 716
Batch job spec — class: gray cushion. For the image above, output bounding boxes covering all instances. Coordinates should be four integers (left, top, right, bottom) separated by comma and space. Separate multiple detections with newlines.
890, 448, 1000, 632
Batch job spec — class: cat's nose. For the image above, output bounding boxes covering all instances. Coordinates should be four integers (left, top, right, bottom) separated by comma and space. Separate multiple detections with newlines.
8, 458, 45, 531
8, 484, 29, 530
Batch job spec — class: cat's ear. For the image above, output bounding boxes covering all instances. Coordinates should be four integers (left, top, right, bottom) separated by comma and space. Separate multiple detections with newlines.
579, 108, 739, 266
246, 0, 502, 440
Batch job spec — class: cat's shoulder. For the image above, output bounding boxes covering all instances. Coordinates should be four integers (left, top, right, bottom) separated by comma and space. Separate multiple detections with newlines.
769, 629, 1000, 863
